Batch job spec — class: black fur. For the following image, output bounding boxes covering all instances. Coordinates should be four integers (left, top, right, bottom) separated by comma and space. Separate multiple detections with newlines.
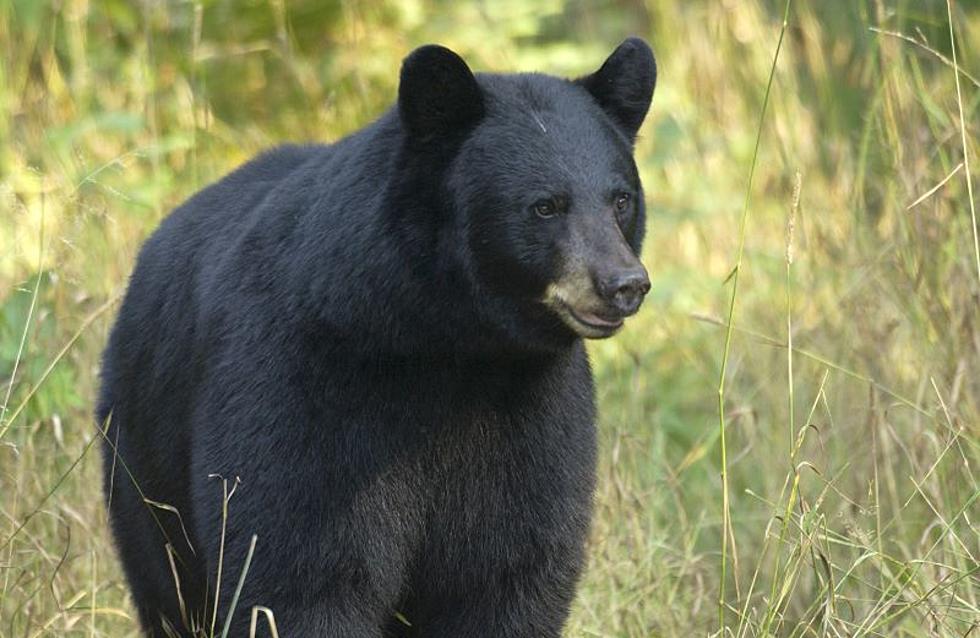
576, 37, 657, 143
98, 39, 656, 637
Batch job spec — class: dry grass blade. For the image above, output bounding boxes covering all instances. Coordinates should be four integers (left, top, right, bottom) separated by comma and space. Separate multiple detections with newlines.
143, 498, 197, 558
0, 293, 122, 441
0, 432, 99, 552
715, 2, 795, 630
869, 27, 980, 89
249, 606, 280, 638
220, 534, 258, 638
0, 195, 44, 428
943, 0, 980, 285
905, 162, 962, 210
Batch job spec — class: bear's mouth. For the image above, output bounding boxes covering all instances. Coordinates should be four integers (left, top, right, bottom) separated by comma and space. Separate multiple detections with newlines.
566, 306, 624, 332
543, 283, 631, 339
551, 300, 625, 338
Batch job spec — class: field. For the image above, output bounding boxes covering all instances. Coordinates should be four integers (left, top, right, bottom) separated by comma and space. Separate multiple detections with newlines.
1, 0, 978, 636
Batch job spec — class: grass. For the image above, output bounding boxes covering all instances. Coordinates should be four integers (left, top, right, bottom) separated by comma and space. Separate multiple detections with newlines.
1, 0, 978, 636
715, 2, 794, 631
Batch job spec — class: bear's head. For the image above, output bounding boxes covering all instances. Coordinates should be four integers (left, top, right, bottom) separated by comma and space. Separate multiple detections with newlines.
398, 39, 656, 344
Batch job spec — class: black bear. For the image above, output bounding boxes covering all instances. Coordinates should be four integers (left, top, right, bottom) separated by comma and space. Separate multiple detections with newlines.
98, 38, 656, 637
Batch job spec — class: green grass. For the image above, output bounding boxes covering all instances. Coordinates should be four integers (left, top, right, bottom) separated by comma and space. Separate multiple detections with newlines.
2, 1, 978, 636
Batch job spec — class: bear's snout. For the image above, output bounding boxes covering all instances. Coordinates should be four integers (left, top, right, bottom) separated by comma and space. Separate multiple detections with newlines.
596, 266, 650, 317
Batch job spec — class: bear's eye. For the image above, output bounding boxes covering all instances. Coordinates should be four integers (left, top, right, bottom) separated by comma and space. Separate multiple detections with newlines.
532, 199, 557, 219
614, 193, 632, 213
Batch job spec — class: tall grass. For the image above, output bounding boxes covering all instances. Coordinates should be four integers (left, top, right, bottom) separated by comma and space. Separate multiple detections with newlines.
1, 1, 978, 636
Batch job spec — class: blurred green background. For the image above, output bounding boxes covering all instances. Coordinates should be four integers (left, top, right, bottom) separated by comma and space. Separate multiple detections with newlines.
1, 1, 978, 636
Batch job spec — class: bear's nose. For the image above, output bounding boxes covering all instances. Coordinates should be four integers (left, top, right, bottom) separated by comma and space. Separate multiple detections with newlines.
598, 268, 651, 316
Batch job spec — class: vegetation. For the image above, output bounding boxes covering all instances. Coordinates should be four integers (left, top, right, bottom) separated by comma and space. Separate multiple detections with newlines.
1, 0, 977, 635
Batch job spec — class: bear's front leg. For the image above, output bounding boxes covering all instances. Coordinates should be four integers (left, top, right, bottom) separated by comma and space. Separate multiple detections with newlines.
189, 356, 423, 638
411, 474, 593, 637
419, 556, 586, 638
408, 370, 596, 638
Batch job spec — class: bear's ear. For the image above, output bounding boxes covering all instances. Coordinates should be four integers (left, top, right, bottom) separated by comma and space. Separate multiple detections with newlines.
398, 45, 484, 143
576, 38, 657, 143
